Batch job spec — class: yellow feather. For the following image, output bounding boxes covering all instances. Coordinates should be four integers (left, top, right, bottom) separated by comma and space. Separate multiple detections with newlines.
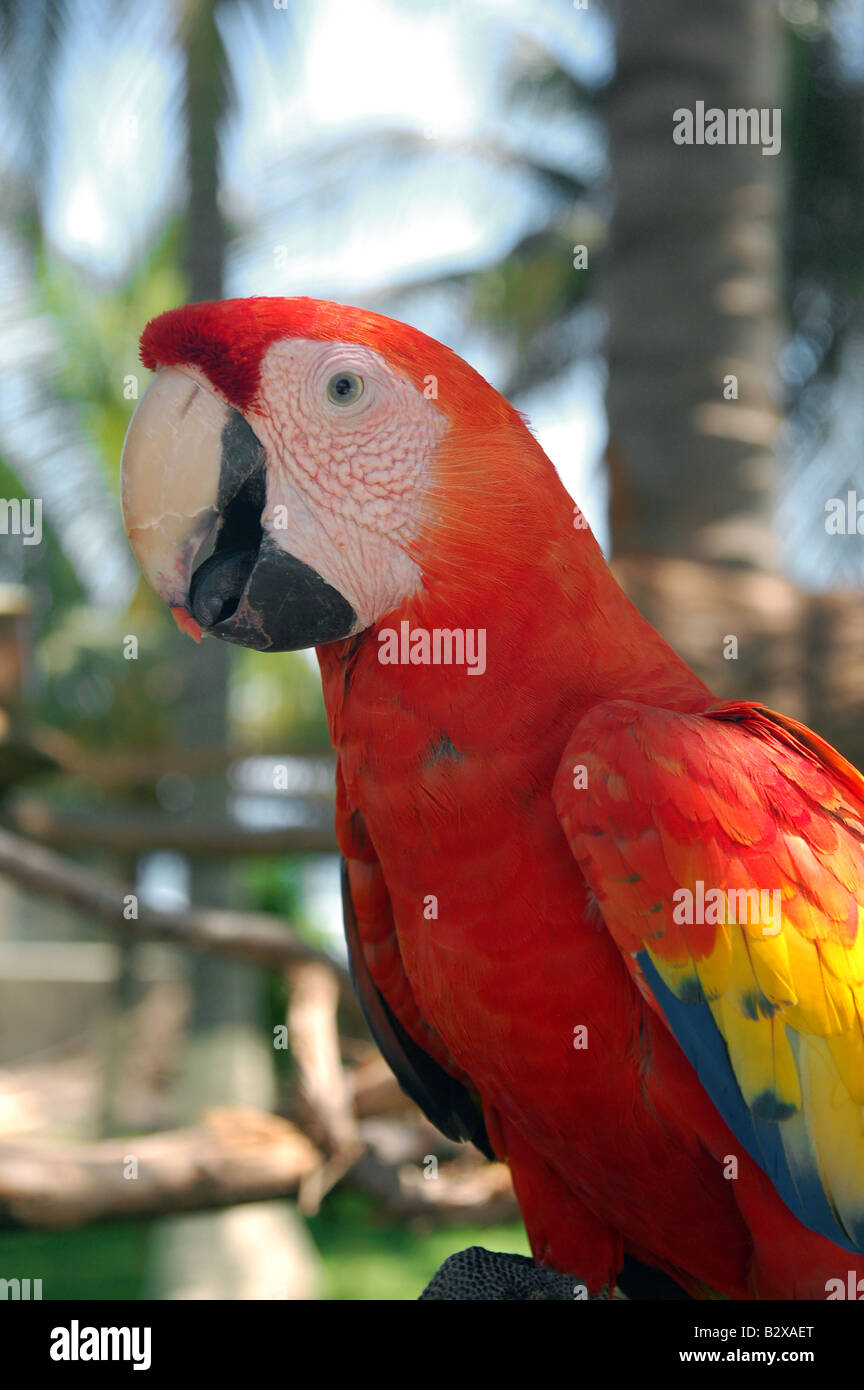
693, 925, 732, 1000
795, 1034, 864, 1243
819, 916, 864, 986
725, 926, 771, 1014
713, 998, 802, 1117
826, 1020, 864, 1106
744, 930, 797, 1009
783, 931, 847, 1036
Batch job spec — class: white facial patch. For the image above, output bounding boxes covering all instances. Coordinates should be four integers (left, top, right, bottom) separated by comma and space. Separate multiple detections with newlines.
248, 338, 446, 628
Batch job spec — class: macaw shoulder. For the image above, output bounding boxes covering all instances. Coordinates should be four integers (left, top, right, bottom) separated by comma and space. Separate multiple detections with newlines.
553, 695, 864, 835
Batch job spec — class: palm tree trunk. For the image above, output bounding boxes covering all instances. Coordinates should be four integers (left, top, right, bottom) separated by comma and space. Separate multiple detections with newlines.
603, 0, 798, 711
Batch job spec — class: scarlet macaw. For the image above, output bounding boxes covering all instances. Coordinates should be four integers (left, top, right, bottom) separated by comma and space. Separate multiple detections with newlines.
120, 296, 864, 1299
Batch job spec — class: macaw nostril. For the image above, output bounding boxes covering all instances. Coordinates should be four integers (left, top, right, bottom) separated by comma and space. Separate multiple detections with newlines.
189, 548, 257, 628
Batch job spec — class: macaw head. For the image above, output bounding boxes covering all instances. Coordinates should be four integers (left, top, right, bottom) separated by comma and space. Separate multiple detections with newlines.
121, 296, 573, 652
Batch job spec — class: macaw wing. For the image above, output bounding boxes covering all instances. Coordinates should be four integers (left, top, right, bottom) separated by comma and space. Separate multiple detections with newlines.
553, 698, 864, 1254
338, 774, 492, 1158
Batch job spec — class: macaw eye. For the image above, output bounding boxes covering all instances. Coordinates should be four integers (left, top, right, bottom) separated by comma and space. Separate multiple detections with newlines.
326, 371, 364, 406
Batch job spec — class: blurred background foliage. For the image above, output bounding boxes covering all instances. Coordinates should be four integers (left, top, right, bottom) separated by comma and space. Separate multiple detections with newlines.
0, 0, 861, 1300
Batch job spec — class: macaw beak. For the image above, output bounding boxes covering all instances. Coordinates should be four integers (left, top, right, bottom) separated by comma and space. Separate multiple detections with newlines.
120, 368, 358, 651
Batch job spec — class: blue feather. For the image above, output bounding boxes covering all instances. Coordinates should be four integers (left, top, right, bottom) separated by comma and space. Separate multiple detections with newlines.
637, 950, 861, 1254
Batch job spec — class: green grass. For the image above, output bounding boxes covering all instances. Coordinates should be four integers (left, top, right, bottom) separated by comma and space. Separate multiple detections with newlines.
0, 1221, 150, 1300
306, 1191, 530, 1300
0, 1194, 529, 1300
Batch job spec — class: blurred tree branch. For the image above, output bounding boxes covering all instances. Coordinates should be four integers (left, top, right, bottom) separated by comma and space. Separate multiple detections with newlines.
0, 833, 516, 1233
0, 1109, 318, 1230
28, 728, 336, 792
0, 1108, 516, 1231
288, 961, 364, 1214
0, 825, 351, 991
6, 796, 338, 856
